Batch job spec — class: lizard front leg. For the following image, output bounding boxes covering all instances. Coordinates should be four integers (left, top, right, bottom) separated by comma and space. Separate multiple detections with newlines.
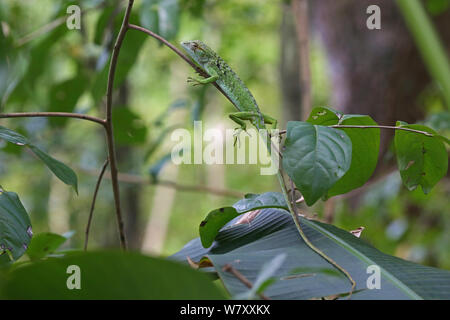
187, 69, 219, 86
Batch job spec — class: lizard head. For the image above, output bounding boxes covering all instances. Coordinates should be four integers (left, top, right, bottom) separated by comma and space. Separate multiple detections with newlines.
180, 40, 212, 65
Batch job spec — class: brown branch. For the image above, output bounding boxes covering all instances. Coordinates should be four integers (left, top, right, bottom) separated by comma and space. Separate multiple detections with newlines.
127, 24, 237, 108
84, 159, 109, 251
0, 112, 106, 126
103, 0, 135, 250
292, 0, 311, 120
222, 264, 270, 300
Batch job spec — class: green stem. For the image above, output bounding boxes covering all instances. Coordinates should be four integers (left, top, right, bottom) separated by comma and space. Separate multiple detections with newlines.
262, 130, 356, 298
276, 170, 356, 298
396, 0, 450, 108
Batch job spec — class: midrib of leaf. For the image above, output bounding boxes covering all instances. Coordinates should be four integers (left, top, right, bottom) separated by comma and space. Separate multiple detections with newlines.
300, 217, 423, 300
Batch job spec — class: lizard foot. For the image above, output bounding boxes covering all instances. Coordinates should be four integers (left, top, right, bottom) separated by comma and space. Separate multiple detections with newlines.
233, 127, 251, 147
187, 77, 202, 86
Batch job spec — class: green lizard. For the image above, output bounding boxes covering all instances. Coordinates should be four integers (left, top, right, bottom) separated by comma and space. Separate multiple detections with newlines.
180, 40, 277, 138
181, 40, 356, 297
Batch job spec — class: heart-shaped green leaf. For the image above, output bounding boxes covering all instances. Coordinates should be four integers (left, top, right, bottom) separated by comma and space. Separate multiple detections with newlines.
327, 115, 380, 197
282, 121, 352, 206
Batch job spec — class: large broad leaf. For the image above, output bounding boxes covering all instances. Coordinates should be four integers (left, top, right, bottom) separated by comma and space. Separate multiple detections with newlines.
0, 126, 78, 192
173, 209, 450, 299
282, 121, 352, 206
1, 251, 226, 299
199, 192, 288, 248
0, 190, 32, 262
394, 122, 448, 194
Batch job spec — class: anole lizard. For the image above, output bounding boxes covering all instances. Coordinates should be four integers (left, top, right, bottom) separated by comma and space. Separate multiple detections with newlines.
181, 40, 277, 139
181, 40, 356, 297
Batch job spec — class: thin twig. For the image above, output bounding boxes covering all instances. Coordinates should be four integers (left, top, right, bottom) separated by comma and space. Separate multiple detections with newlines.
279, 125, 435, 137
84, 159, 109, 251
222, 264, 270, 300
292, 0, 311, 120
0, 112, 106, 126
287, 178, 356, 299
104, 0, 135, 250
331, 125, 434, 137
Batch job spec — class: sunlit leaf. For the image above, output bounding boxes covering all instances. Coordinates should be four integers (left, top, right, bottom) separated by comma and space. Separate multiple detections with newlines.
174, 209, 450, 299
26, 232, 68, 261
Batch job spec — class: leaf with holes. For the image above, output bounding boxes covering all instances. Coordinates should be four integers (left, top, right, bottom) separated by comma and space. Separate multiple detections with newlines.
282, 121, 352, 206
0, 190, 32, 262
26, 232, 68, 261
306, 106, 342, 126
394, 122, 448, 194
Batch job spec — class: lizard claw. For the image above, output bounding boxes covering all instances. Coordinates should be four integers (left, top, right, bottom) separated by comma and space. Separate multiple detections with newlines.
233, 128, 242, 147
233, 127, 251, 147
187, 77, 202, 86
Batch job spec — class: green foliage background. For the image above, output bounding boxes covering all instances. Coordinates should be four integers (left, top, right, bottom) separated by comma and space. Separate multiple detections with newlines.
0, 0, 449, 273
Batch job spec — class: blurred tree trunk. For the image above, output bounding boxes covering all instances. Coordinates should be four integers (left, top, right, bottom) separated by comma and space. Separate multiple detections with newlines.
114, 83, 142, 249
279, 2, 302, 126
310, 0, 450, 160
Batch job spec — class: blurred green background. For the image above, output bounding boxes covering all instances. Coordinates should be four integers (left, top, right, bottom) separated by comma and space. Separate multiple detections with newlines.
0, 0, 449, 269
